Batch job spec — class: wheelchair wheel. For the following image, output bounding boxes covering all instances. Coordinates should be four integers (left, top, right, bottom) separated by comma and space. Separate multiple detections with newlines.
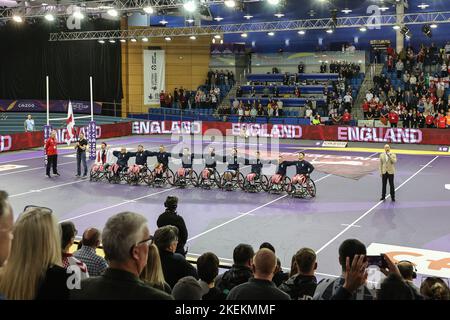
89, 170, 98, 182
283, 176, 292, 192
188, 170, 199, 187
143, 169, 154, 186
260, 175, 270, 192
237, 172, 246, 190
306, 179, 316, 198
164, 168, 175, 186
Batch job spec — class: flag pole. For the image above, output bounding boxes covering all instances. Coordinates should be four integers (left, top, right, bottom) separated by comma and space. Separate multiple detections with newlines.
46, 76, 49, 126
90, 76, 94, 122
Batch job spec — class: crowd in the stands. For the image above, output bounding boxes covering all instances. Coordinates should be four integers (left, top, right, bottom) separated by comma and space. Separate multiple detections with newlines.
1, 190, 448, 300
361, 43, 450, 128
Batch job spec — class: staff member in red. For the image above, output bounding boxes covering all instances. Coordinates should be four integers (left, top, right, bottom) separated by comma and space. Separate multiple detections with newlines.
342, 109, 352, 125
45, 130, 60, 178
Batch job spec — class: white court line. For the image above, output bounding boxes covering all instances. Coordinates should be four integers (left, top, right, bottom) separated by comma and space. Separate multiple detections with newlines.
0, 161, 76, 177
60, 187, 178, 222
316, 156, 439, 254
187, 173, 333, 243
9, 180, 89, 198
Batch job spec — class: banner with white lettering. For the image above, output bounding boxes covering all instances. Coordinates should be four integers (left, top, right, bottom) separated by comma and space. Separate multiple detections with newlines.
143, 50, 165, 105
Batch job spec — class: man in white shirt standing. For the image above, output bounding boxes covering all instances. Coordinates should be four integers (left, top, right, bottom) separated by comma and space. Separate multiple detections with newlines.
343, 92, 353, 113
24, 114, 35, 132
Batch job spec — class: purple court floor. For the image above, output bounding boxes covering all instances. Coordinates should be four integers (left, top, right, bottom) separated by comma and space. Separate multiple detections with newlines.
1, 135, 450, 286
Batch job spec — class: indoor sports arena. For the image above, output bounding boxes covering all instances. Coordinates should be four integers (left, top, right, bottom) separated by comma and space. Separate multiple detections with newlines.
0, 0, 450, 308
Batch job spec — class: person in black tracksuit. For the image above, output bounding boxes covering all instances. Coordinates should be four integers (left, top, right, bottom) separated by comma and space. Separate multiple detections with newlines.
223, 148, 245, 183
147, 145, 172, 177
284, 152, 315, 184
247, 151, 272, 177
129, 145, 151, 167
112, 148, 133, 176
157, 196, 188, 256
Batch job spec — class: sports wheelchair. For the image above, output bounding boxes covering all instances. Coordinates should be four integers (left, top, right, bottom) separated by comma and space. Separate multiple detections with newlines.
197, 168, 222, 189
173, 168, 199, 188
267, 175, 291, 194
106, 164, 128, 184
126, 164, 151, 186
146, 166, 175, 188
220, 170, 246, 191
242, 173, 270, 193
89, 164, 110, 182
286, 176, 316, 199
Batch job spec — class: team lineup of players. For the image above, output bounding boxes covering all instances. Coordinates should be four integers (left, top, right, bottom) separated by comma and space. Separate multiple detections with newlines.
91, 142, 315, 190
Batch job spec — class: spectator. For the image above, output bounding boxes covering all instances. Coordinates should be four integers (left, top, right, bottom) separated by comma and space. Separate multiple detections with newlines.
73, 228, 108, 277
24, 114, 35, 132
0, 207, 70, 300
140, 244, 172, 294
172, 276, 203, 300
216, 243, 254, 296
377, 273, 416, 300
227, 249, 290, 300
250, 105, 257, 121
0, 191, 13, 268
160, 91, 166, 108
342, 109, 352, 125
259, 242, 288, 286
197, 252, 226, 300
279, 248, 318, 300
397, 260, 422, 299
388, 110, 399, 128
157, 196, 188, 256
154, 225, 198, 288
420, 277, 450, 300
312, 115, 321, 125
313, 239, 375, 300
70, 212, 172, 300
60, 222, 89, 280
343, 92, 353, 112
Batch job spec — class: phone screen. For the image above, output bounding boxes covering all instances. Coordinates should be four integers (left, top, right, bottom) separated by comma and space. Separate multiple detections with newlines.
366, 255, 387, 269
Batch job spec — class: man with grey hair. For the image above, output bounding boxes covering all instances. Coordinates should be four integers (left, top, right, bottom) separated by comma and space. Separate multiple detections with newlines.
379, 144, 397, 202
70, 212, 173, 300
154, 225, 198, 288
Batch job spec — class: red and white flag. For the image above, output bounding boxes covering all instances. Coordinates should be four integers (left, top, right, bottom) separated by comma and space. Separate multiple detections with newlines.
65, 101, 76, 145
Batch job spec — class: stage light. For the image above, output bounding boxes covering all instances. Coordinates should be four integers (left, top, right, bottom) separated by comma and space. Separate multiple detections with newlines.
341, 8, 352, 14
142, 37, 149, 42
189, 35, 197, 40
44, 13, 54, 21
243, 14, 253, 20
267, 0, 280, 5
98, 40, 105, 44
165, 37, 172, 41
326, 29, 333, 34
274, 13, 285, 18
298, 30, 305, 35
13, 15, 23, 23
224, 0, 236, 8
241, 33, 248, 38
417, 3, 429, 9
186, 18, 195, 23
214, 16, 224, 21
109, 39, 116, 43
183, 0, 197, 13
267, 32, 275, 36
393, 25, 400, 30
159, 19, 168, 25
359, 27, 367, 32
143, 6, 154, 14
214, 34, 221, 39
130, 38, 137, 42
120, 39, 126, 43
107, 9, 118, 17
430, 24, 437, 29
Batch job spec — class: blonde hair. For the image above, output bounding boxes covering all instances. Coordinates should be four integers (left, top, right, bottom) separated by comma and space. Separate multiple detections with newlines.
0, 208, 62, 300
140, 244, 166, 291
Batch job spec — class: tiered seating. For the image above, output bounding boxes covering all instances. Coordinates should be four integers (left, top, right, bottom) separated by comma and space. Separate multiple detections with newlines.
239, 85, 332, 95
230, 97, 327, 107
246, 73, 340, 82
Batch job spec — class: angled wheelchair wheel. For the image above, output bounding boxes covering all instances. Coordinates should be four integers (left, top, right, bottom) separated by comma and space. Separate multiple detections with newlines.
165, 168, 175, 186
260, 175, 270, 192
237, 172, 246, 190
283, 176, 292, 192
306, 179, 316, 198
188, 170, 199, 187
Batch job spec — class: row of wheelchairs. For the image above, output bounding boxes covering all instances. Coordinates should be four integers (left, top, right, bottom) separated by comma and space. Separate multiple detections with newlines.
89, 164, 316, 198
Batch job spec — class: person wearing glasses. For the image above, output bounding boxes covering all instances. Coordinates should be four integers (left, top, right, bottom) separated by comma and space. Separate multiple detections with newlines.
60, 222, 89, 281
70, 212, 173, 300
0, 191, 13, 270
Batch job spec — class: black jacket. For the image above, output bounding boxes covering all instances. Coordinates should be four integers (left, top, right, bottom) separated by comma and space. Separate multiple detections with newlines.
285, 160, 315, 175
227, 278, 291, 300
36, 265, 70, 300
148, 151, 172, 167
113, 151, 132, 167
70, 268, 173, 300
276, 162, 290, 176
157, 210, 188, 255
278, 274, 318, 300
202, 287, 227, 300
247, 158, 271, 175
226, 155, 243, 171
159, 250, 198, 288
215, 265, 253, 296
179, 153, 195, 169
129, 151, 151, 166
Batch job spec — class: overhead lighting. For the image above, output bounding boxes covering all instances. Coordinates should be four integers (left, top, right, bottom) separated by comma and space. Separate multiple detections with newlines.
220, 39, 223, 44
214, 16, 224, 21
109, 39, 116, 43
107, 9, 118, 17
44, 13, 54, 21
186, 18, 195, 23
417, 3, 429, 9
73, 11, 84, 19
130, 38, 137, 42
274, 13, 285, 18
243, 14, 253, 20
165, 37, 172, 41
224, 0, 236, 8
142, 37, 149, 42
298, 30, 305, 35
326, 29, 333, 34
159, 19, 168, 25
189, 35, 196, 40
379, 6, 389, 12
120, 39, 126, 43
12, 15, 23, 23
267, 32, 275, 36
241, 33, 248, 38
212, 38, 216, 44
341, 8, 352, 14
214, 34, 221, 39
143, 6, 154, 14
98, 40, 105, 44
359, 27, 367, 32
430, 24, 438, 29
267, 0, 280, 5
393, 25, 400, 30
183, 0, 197, 13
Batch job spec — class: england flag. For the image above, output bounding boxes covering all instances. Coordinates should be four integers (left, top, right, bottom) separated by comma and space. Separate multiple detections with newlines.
65, 101, 76, 145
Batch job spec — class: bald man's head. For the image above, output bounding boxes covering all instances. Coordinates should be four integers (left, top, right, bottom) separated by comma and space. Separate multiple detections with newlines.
81, 228, 101, 247
253, 248, 277, 278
